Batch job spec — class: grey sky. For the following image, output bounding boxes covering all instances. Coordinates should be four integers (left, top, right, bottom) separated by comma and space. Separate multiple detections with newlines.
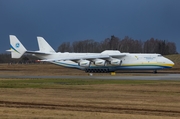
0, 0, 180, 53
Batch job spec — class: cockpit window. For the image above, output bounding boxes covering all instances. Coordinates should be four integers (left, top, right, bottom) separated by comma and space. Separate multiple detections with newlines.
158, 55, 162, 57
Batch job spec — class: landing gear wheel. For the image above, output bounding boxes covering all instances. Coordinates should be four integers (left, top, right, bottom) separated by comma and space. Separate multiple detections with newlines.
153, 70, 157, 74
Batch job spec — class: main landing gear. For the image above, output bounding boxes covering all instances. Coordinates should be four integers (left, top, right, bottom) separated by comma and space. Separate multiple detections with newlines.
153, 70, 157, 74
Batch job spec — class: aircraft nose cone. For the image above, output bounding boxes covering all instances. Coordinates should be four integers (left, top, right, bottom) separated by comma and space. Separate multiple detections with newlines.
169, 60, 174, 67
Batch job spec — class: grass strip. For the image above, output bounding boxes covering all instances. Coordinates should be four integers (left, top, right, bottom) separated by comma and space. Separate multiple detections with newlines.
0, 78, 180, 88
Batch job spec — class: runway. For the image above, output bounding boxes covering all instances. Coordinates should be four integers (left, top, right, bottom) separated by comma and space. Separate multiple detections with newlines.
1, 74, 180, 80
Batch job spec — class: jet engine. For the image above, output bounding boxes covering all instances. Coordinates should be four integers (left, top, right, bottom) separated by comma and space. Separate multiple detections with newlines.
110, 59, 122, 66
78, 60, 90, 67
94, 59, 106, 66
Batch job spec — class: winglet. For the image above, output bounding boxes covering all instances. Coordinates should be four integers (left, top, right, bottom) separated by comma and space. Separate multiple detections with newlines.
7, 35, 27, 58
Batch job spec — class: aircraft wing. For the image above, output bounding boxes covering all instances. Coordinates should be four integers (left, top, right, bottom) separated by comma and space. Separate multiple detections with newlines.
40, 54, 126, 62
109, 54, 126, 58
26, 51, 52, 55
41, 54, 110, 62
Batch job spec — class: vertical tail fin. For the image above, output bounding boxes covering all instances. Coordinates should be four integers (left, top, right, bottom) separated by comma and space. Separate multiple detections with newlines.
6, 35, 27, 58
37, 37, 55, 53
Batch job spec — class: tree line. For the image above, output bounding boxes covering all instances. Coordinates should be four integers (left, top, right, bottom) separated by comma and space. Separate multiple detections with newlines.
58, 35, 177, 55
0, 54, 39, 64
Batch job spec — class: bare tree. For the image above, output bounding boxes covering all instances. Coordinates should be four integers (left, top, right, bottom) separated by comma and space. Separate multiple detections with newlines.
57, 36, 177, 54
57, 42, 72, 52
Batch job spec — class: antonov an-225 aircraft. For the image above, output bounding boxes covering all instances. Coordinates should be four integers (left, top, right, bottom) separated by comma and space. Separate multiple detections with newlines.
7, 35, 174, 73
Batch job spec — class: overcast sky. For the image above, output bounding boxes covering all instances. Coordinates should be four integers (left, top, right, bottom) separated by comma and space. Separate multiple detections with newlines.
1, 0, 180, 53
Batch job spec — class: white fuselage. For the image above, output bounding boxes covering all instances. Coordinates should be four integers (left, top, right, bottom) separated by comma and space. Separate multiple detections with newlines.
34, 52, 174, 72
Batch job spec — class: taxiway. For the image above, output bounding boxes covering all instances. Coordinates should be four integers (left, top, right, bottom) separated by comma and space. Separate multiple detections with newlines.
0, 74, 180, 80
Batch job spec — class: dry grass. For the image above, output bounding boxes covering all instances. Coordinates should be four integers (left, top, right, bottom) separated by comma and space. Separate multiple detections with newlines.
0, 63, 86, 76
2, 107, 179, 119
0, 54, 180, 119
0, 81, 180, 119
165, 54, 180, 70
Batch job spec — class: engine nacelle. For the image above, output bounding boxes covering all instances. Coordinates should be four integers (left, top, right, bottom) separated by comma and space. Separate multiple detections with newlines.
94, 59, 106, 66
110, 59, 122, 66
78, 60, 90, 67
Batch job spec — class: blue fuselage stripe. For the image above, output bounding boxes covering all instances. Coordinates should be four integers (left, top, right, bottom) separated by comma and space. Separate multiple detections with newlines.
52, 61, 172, 71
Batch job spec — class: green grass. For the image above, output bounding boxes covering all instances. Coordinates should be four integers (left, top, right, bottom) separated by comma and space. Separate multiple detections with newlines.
0, 78, 179, 88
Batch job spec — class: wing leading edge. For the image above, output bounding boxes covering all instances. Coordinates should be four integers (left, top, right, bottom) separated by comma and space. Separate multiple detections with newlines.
41, 53, 126, 62
26, 51, 52, 55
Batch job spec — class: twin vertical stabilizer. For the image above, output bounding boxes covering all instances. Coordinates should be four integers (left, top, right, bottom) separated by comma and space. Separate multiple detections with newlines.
7, 35, 27, 58
37, 37, 55, 53
7, 35, 56, 59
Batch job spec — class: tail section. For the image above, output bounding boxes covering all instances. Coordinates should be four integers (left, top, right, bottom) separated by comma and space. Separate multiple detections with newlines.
7, 35, 27, 58
37, 37, 55, 53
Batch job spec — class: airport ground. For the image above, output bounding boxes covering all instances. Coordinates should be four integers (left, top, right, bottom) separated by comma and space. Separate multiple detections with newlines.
0, 63, 180, 119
